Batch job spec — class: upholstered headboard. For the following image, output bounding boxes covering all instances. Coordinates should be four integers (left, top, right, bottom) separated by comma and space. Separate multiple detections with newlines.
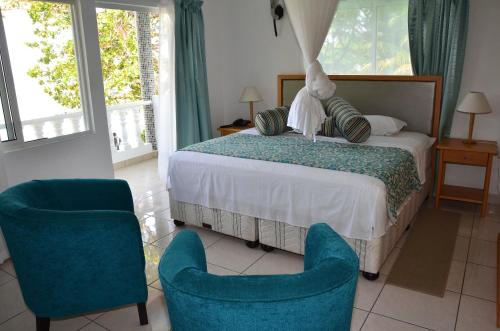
278, 75, 442, 137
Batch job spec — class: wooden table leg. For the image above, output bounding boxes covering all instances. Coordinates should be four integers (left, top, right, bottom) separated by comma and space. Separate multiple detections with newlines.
481, 155, 493, 217
435, 150, 445, 209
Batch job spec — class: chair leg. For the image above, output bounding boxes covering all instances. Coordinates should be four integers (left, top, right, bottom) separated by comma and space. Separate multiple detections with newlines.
137, 302, 149, 326
36, 317, 50, 331
362, 271, 380, 281
173, 219, 185, 226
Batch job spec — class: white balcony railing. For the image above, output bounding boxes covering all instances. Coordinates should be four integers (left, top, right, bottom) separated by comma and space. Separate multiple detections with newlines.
0, 100, 154, 163
107, 101, 154, 163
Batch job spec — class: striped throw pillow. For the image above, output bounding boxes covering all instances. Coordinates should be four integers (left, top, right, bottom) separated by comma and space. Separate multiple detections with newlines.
319, 116, 335, 137
322, 97, 371, 143
255, 107, 289, 136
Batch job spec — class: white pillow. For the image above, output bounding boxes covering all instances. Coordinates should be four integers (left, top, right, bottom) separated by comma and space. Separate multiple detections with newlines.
365, 115, 407, 136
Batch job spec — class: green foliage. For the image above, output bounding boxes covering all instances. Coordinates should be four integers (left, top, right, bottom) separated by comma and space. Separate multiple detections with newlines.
320, 0, 411, 75
1, 0, 158, 109
97, 9, 142, 107
25, 2, 80, 108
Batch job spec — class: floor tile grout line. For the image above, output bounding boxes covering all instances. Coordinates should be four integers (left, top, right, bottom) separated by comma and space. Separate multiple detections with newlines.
0, 266, 16, 278
147, 229, 178, 246
466, 261, 497, 270
0, 308, 27, 327
470, 238, 499, 244
453, 204, 478, 331
77, 320, 95, 330
357, 309, 369, 330
149, 282, 162, 291
239, 251, 267, 275
91, 319, 111, 331
207, 262, 241, 275
368, 311, 435, 331
204, 236, 225, 250
367, 277, 386, 313
460, 293, 497, 304
0, 276, 18, 288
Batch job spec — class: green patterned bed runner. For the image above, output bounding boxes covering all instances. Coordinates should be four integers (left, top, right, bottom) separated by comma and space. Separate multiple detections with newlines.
182, 134, 422, 219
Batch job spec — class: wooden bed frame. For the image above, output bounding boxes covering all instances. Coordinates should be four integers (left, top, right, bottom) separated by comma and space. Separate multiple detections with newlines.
278, 74, 443, 192
277, 74, 443, 138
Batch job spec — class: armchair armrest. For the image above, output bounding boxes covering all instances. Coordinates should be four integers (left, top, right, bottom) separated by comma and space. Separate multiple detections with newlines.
159, 230, 207, 286
38, 179, 134, 212
304, 223, 359, 271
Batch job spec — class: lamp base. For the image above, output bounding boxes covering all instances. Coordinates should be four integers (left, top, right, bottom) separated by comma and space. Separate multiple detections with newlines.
463, 113, 477, 145
462, 139, 477, 145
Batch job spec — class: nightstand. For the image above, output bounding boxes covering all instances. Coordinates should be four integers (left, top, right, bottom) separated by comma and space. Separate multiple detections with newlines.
435, 138, 498, 216
218, 124, 252, 136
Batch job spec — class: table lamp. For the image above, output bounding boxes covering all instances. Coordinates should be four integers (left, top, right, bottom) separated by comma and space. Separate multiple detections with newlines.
456, 91, 492, 144
239, 86, 262, 124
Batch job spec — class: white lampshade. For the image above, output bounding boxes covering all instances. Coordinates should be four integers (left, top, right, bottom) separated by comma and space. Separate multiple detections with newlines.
239, 86, 262, 103
456, 92, 492, 114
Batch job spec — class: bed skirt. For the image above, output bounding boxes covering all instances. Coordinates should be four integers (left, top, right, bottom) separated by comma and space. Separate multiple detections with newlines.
170, 198, 258, 242
168, 172, 432, 274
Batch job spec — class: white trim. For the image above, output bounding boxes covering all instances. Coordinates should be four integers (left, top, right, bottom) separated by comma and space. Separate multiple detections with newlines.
96, 0, 160, 11
72, 0, 94, 133
0, 8, 24, 143
2, 130, 94, 153
107, 100, 151, 111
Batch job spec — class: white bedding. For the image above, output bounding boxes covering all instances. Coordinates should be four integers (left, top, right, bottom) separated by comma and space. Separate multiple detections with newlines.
167, 129, 435, 241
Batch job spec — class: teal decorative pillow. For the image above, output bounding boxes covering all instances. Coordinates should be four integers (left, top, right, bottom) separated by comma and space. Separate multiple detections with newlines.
319, 116, 335, 137
322, 97, 371, 143
255, 107, 289, 136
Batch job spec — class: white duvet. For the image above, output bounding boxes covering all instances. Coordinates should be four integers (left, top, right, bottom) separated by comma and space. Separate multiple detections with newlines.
167, 129, 435, 241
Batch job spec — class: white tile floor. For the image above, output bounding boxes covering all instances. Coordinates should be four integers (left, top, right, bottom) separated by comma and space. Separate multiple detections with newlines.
0, 158, 499, 330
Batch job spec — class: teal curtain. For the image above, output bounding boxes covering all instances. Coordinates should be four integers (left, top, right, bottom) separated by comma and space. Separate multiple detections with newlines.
175, 0, 212, 149
408, 0, 469, 138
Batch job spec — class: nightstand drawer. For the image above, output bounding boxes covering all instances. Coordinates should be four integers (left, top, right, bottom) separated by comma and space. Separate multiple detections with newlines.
443, 149, 488, 165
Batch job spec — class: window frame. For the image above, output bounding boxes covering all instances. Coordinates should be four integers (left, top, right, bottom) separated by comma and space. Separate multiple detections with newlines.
0, 0, 97, 152
95, 0, 159, 12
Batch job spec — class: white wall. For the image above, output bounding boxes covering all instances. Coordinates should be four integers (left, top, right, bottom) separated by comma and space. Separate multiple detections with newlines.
446, 0, 500, 196
1, 0, 114, 186
203, 0, 302, 134
203, 0, 500, 196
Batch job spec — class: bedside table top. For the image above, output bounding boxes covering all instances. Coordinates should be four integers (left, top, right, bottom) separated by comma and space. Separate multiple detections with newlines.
438, 138, 498, 155
218, 124, 253, 131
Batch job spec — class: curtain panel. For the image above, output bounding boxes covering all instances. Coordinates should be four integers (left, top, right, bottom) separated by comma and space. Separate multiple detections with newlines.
175, 0, 212, 149
156, 0, 176, 182
408, 0, 469, 138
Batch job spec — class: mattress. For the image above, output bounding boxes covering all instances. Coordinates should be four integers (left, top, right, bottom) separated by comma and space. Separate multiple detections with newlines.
168, 129, 435, 241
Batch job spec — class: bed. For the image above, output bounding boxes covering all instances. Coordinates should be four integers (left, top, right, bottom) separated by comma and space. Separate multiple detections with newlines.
167, 74, 442, 279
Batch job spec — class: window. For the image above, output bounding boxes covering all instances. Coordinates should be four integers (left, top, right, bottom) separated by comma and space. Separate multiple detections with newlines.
0, 0, 89, 143
319, 0, 412, 75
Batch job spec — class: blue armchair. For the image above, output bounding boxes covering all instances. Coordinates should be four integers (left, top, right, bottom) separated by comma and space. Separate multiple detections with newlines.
0, 179, 148, 331
159, 223, 359, 331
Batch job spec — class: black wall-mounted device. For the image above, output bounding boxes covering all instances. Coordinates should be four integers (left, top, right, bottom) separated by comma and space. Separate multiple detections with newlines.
270, 0, 284, 37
